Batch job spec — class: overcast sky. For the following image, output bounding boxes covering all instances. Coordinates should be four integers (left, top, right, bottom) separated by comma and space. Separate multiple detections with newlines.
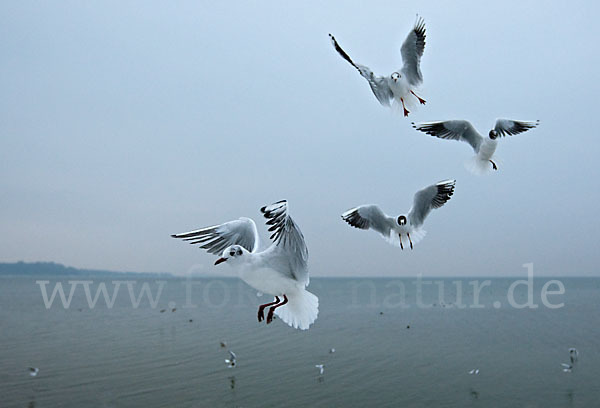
1, 1, 599, 277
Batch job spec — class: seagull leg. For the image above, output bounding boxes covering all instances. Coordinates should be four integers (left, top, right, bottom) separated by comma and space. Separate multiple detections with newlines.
399, 234, 404, 250
258, 296, 280, 322
267, 294, 288, 324
410, 90, 426, 105
400, 98, 410, 117
407, 232, 413, 250
489, 160, 498, 171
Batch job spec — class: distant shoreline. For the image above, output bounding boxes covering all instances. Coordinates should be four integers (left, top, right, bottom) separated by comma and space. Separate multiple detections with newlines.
0, 261, 171, 278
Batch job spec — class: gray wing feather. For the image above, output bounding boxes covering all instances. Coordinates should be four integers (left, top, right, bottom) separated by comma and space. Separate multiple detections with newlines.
408, 180, 456, 228
494, 119, 540, 137
171, 217, 259, 255
412, 120, 483, 153
329, 34, 393, 106
400, 16, 426, 86
341, 205, 394, 238
261, 200, 309, 285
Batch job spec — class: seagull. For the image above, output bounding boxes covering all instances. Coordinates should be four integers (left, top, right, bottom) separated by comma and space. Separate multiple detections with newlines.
341, 180, 456, 250
171, 200, 318, 330
562, 348, 579, 372
468, 369, 480, 375
412, 119, 540, 174
220, 341, 227, 349
225, 350, 236, 368
28, 367, 39, 377
315, 364, 324, 375
329, 348, 336, 354
329, 16, 426, 116
569, 348, 579, 364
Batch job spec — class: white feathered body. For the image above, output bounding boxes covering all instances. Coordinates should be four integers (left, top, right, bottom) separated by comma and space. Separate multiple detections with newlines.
465, 138, 498, 175
232, 253, 318, 330
390, 75, 419, 112
237, 260, 300, 296
384, 220, 427, 249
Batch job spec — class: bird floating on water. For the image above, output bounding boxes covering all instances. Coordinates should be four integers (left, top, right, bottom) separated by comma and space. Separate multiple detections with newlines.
225, 350, 236, 368
28, 367, 39, 377
562, 348, 579, 372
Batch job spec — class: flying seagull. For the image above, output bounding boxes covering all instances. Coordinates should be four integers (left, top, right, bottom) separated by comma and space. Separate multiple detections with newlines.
341, 180, 455, 250
329, 16, 426, 116
412, 119, 540, 174
225, 350, 236, 368
171, 200, 318, 330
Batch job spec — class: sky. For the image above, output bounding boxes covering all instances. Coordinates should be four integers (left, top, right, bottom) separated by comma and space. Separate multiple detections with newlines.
1, 1, 599, 277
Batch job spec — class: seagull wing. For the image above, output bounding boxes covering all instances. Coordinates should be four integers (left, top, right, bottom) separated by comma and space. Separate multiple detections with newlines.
494, 119, 539, 137
408, 180, 456, 228
400, 16, 426, 86
412, 120, 483, 153
171, 217, 259, 255
341, 205, 395, 239
261, 200, 309, 285
329, 34, 393, 106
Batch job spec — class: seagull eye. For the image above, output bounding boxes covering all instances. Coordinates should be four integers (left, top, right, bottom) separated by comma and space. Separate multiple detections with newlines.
230, 251, 235, 256
236, 249, 242, 256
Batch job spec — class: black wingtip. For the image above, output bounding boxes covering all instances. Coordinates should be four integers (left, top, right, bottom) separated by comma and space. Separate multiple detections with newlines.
170, 234, 178, 238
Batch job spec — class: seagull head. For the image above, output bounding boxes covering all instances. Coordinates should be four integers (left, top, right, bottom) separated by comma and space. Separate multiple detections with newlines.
391, 72, 401, 82
488, 130, 498, 140
215, 245, 246, 266
397, 215, 407, 226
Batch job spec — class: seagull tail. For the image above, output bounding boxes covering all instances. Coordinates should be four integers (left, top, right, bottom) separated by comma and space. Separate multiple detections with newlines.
275, 288, 319, 330
464, 155, 498, 175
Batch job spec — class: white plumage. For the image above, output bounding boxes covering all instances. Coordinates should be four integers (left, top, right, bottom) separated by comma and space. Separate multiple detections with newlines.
329, 16, 427, 116
413, 119, 540, 174
171, 200, 318, 330
341, 180, 456, 250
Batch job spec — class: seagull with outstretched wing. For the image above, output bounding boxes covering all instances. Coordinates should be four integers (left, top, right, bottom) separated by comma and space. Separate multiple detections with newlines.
412, 119, 539, 174
329, 16, 426, 117
225, 350, 236, 368
341, 180, 456, 250
171, 200, 318, 330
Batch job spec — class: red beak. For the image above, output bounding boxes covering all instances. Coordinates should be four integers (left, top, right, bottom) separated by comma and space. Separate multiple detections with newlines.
214, 257, 227, 265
